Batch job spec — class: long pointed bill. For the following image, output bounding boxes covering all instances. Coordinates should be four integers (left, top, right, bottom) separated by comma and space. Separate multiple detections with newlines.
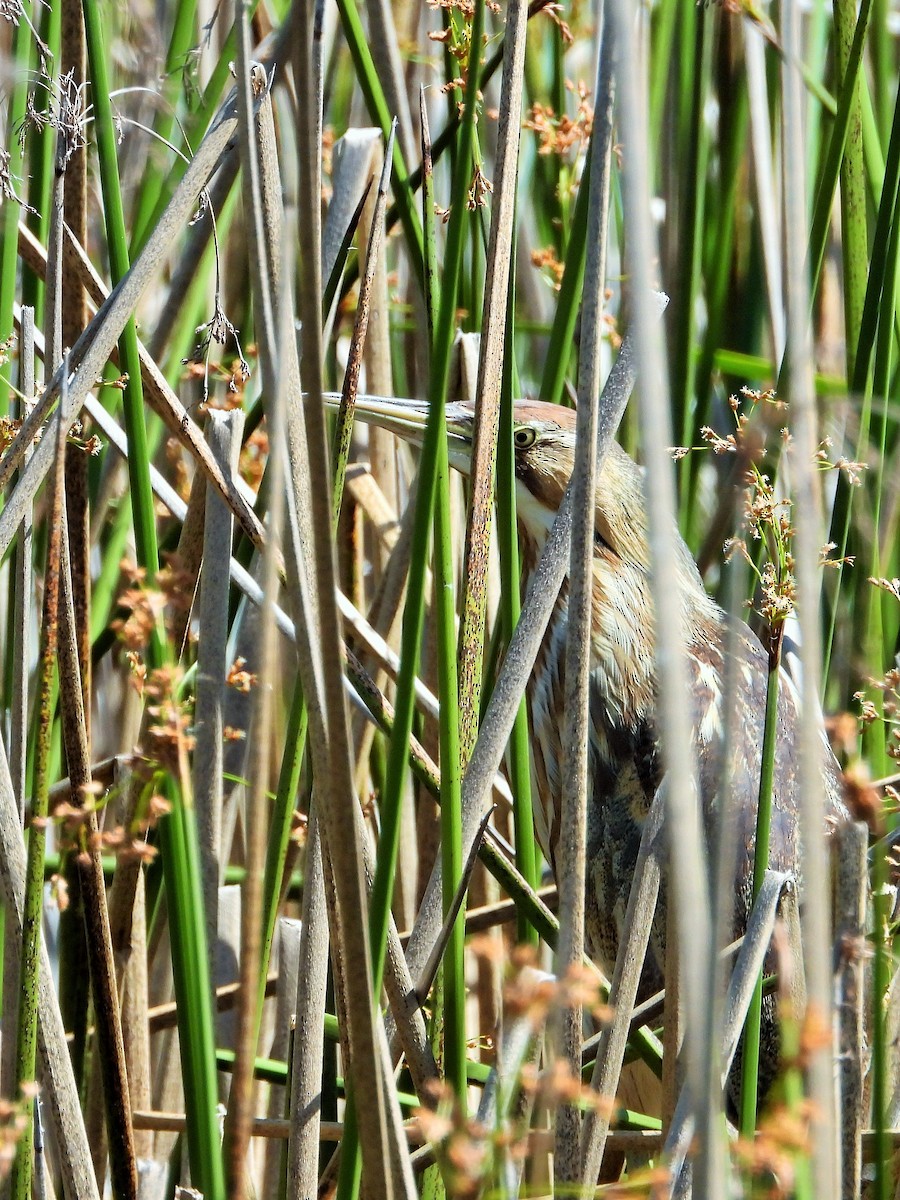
322, 392, 475, 474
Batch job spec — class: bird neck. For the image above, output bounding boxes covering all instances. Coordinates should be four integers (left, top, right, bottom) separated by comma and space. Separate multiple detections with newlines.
517, 513, 724, 732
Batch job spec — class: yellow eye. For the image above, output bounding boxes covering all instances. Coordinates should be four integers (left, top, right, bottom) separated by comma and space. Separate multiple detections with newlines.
514, 425, 537, 449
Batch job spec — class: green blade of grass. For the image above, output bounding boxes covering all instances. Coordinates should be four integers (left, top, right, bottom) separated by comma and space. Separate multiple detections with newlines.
128, 0, 200, 253
82, 3, 224, 1194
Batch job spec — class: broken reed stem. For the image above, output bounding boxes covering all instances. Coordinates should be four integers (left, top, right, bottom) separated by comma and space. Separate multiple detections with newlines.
331, 121, 396, 531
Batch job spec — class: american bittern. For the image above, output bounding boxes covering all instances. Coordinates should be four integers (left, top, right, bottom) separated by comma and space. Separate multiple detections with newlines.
346, 394, 846, 1087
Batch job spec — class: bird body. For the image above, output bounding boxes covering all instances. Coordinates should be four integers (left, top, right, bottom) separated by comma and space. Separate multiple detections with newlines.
508, 402, 846, 1000
342, 393, 847, 1086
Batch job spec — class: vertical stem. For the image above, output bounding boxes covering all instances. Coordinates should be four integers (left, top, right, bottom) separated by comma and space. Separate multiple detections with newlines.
81, 0, 159, 584
608, 0, 720, 1189
58, 0, 92, 1096
365, 0, 484, 1006
0, 11, 33, 362
456, 0, 529, 764
420, 92, 466, 1105
11, 403, 66, 1200
832, 0, 869, 385
672, 3, 711, 454
82, 5, 224, 1193
434, 448, 466, 1101
781, 2, 837, 1192
554, 2, 615, 1180
496, 264, 539, 943
871, 845, 890, 1200
739, 630, 781, 1132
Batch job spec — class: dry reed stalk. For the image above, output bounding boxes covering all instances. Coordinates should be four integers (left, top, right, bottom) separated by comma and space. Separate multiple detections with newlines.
554, 3, 616, 1178
781, 3, 839, 1193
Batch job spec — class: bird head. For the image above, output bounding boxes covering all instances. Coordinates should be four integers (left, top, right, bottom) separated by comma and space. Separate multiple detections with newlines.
332, 394, 657, 576
333, 392, 721, 725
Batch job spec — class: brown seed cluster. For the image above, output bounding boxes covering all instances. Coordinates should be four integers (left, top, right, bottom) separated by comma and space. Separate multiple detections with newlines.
523, 81, 593, 159
112, 557, 196, 657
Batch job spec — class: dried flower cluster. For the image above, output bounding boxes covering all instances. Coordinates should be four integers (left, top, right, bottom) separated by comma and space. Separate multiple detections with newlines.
410, 946, 625, 1194
530, 245, 565, 289
467, 165, 493, 210
0, 415, 23, 453
416, 1088, 491, 1200
112, 558, 196, 655
733, 1102, 813, 1198
870, 576, 900, 603
227, 657, 258, 693
857, 666, 900, 763
523, 80, 594, 160
183, 302, 251, 408
41, 754, 168, 868
814, 435, 866, 487
0, 1092, 34, 1178
147, 672, 195, 763
675, 387, 863, 639
540, 2, 574, 44
0, 0, 50, 66
427, 0, 496, 106
416, 1057, 616, 1198
496, 946, 612, 1028
239, 426, 269, 491
19, 70, 87, 168
840, 760, 883, 832
719, 392, 797, 636
50, 791, 165, 867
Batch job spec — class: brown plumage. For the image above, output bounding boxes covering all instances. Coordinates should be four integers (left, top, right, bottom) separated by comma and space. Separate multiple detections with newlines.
345, 394, 847, 1092
507, 403, 848, 998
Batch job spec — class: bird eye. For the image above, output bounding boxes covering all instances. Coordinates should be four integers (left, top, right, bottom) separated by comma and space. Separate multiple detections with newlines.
513, 425, 537, 449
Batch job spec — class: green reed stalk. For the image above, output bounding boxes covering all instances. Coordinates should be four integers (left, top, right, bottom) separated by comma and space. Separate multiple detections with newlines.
672, 4, 711, 457
0, 14, 34, 360
739, 628, 781, 1135
258, 687, 308, 1016
858, 169, 899, 780
331, 0, 424, 276
82, 0, 158, 581
824, 69, 900, 683
684, 76, 748, 544
82, 3, 223, 1194
871, 845, 890, 1200
871, 0, 892, 145
807, 0, 872, 301
779, 989, 812, 1200
433, 438, 467, 1098
129, 0, 200, 253
420, 86, 467, 1102
832, 0, 870, 386
538, 142, 590, 406
21, 0, 62, 321
364, 37, 483, 1012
